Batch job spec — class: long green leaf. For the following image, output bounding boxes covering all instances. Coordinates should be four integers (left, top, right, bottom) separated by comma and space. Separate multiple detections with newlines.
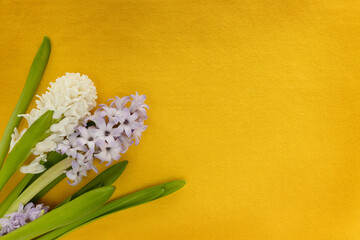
29, 151, 67, 202
0, 151, 66, 217
0, 36, 51, 168
6, 157, 71, 214
55, 196, 71, 209
38, 180, 186, 240
71, 161, 128, 200
0, 174, 32, 217
55, 161, 128, 209
26, 151, 67, 188
0, 110, 54, 191
38, 188, 164, 240
1, 186, 115, 240
151, 180, 186, 201
102, 180, 186, 215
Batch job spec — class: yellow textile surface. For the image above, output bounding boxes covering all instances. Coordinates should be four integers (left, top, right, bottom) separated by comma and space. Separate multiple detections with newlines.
1, 0, 360, 239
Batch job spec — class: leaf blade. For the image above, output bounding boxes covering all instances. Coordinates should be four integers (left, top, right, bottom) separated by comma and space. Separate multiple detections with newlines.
0, 36, 51, 168
37, 187, 164, 240
70, 161, 128, 200
37, 180, 186, 240
0, 151, 67, 217
0, 110, 54, 191
1, 186, 115, 240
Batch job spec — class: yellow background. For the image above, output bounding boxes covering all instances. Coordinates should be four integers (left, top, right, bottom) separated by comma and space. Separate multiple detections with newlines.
1, 0, 360, 239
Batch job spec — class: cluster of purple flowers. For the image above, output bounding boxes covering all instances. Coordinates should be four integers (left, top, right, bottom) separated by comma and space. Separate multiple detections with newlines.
0, 203, 49, 236
57, 92, 148, 185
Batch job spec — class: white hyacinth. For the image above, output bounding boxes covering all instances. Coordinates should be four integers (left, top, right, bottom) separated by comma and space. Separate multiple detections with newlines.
10, 73, 98, 174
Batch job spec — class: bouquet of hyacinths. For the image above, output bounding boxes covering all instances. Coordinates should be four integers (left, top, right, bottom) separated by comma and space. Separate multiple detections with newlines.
0, 37, 185, 239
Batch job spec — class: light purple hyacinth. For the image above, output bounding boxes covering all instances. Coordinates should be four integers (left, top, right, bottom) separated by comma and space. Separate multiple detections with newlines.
0, 203, 49, 236
57, 92, 148, 185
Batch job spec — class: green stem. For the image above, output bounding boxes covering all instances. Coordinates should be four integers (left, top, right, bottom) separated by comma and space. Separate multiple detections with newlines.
0, 174, 33, 217
5, 157, 72, 214
0, 151, 67, 217
0, 36, 51, 168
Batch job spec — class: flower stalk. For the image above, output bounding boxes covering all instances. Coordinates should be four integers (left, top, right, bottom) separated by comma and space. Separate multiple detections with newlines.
0, 151, 67, 217
6, 157, 72, 215
0, 175, 33, 218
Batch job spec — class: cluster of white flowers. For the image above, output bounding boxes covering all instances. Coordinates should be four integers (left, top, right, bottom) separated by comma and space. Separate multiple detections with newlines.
11, 73, 98, 174
57, 93, 148, 185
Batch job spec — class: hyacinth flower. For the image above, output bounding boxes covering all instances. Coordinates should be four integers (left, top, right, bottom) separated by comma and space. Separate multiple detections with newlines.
0, 37, 185, 239
0, 72, 97, 217
59, 93, 148, 185
1, 186, 116, 239
0, 203, 49, 236
5, 93, 149, 215
15, 72, 98, 174
0, 71, 98, 217
0, 72, 97, 194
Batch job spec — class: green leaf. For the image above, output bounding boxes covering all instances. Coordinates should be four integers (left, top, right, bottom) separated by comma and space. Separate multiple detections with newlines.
27, 151, 68, 187
55, 196, 72, 209
70, 161, 128, 200
51, 160, 128, 209
103, 180, 186, 215
0, 151, 67, 217
0, 175, 32, 217
0, 110, 54, 191
37, 180, 186, 240
32, 160, 128, 209
0, 36, 51, 168
152, 180, 186, 200
1, 186, 115, 240
29, 151, 68, 202
5, 157, 71, 214
37, 187, 164, 240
